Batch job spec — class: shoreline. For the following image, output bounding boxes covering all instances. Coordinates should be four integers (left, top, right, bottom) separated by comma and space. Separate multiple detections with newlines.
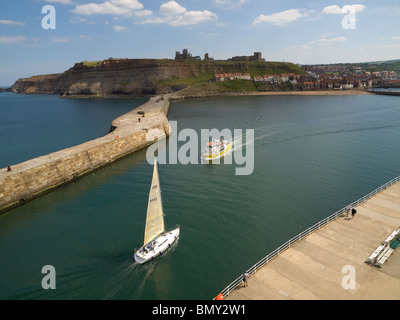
241, 89, 372, 96
1, 88, 374, 101
170, 89, 372, 100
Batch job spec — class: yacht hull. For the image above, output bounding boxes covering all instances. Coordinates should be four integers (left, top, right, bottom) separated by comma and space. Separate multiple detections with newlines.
134, 226, 180, 264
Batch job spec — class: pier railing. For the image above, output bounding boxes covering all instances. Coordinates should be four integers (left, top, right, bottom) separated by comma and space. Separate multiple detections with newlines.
216, 176, 400, 299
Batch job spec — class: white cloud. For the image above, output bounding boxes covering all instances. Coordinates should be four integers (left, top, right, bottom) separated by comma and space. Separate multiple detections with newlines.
73, 0, 143, 16
140, 1, 218, 26
309, 36, 348, 45
392, 36, 400, 40
74, 1, 217, 27
0, 19, 25, 26
70, 17, 87, 23
294, 44, 310, 50
133, 9, 153, 17
52, 36, 70, 42
0, 35, 27, 44
322, 5, 342, 14
139, 17, 169, 24
160, 1, 186, 16
351, 4, 366, 13
253, 9, 312, 26
170, 10, 217, 26
322, 4, 366, 14
45, 0, 74, 4
113, 25, 127, 31
214, 0, 248, 9
111, 0, 143, 10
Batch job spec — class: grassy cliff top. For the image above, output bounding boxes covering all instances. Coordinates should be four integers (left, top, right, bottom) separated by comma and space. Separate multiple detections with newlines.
81, 58, 305, 75
197, 60, 305, 75
159, 59, 305, 90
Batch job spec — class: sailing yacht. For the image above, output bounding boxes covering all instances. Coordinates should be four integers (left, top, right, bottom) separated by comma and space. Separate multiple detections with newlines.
134, 159, 180, 264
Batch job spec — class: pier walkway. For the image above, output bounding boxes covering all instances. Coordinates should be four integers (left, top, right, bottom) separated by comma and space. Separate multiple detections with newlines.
222, 177, 400, 300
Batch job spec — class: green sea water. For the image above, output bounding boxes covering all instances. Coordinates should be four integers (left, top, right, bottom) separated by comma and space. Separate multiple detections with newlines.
0, 93, 146, 166
0, 94, 399, 299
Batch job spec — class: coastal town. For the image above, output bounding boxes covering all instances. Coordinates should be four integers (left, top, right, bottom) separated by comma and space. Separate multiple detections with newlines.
214, 60, 400, 91
174, 49, 400, 91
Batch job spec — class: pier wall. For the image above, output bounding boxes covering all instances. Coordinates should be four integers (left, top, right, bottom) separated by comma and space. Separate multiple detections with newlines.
369, 90, 400, 96
0, 96, 171, 214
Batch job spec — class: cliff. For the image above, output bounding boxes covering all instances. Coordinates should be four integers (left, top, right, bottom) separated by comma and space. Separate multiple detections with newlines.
11, 73, 63, 94
11, 58, 305, 97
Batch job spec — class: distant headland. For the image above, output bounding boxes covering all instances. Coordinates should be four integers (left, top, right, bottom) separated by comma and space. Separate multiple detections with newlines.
7, 50, 400, 98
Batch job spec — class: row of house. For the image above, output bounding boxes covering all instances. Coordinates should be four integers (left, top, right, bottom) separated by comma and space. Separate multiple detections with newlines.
253, 73, 300, 84
215, 73, 302, 83
371, 71, 398, 79
214, 73, 251, 81
214, 69, 399, 90
302, 79, 373, 90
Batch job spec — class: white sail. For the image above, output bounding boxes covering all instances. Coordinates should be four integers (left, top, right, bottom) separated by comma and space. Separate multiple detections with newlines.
143, 159, 165, 245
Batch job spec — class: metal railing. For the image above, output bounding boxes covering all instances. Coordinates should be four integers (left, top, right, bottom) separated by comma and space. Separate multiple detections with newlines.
216, 175, 400, 299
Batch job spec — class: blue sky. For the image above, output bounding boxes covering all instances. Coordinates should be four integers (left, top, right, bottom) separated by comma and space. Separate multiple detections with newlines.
0, 0, 399, 85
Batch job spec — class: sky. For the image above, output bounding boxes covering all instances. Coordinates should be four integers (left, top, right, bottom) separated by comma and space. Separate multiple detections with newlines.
0, 0, 399, 85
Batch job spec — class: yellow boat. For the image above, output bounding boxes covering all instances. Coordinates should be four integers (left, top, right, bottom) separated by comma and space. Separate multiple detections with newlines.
202, 138, 232, 160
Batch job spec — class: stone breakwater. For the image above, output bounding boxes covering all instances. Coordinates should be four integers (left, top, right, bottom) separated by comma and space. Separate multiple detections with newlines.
0, 96, 171, 214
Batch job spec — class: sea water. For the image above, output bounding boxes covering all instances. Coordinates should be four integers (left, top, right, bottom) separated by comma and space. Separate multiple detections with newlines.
0, 93, 146, 166
0, 93, 399, 299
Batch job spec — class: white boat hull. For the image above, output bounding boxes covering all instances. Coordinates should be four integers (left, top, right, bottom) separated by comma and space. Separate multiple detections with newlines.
201, 141, 232, 161
134, 226, 180, 264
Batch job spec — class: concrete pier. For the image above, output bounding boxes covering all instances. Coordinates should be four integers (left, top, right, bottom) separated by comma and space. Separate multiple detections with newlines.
0, 96, 171, 214
224, 181, 400, 300
369, 90, 400, 97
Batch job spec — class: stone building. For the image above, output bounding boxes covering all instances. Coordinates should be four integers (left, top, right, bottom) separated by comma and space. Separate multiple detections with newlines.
175, 49, 201, 61
228, 52, 265, 62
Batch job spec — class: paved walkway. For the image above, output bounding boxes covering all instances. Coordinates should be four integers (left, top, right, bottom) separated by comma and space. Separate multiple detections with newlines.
225, 181, 400, 300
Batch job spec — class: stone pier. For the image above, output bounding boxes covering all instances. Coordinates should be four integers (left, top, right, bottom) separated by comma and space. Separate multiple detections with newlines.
0, 96, 171, 214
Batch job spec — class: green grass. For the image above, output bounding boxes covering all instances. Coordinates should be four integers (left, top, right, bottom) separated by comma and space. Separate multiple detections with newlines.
205, 60, 305, 76
81, 58, 305, 76
158, 73, 215, 87
82, 60, 102, 67
214, 80, 257, 92
174, 80, 258, 96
